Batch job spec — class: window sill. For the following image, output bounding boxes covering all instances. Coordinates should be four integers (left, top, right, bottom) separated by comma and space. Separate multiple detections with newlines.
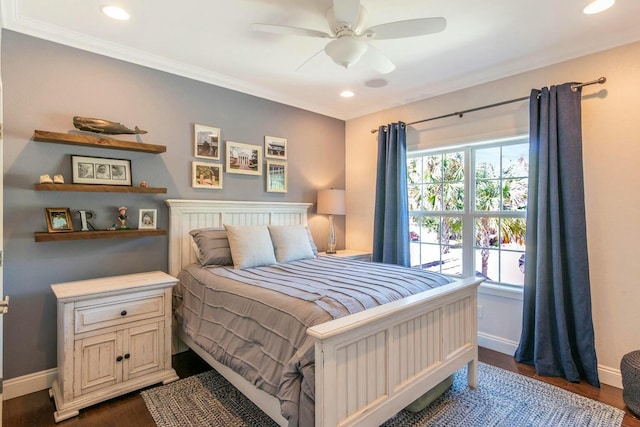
478, 282, 524, 301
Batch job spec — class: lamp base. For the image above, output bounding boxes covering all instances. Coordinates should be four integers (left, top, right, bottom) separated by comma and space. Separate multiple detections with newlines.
326, 250, 337, 254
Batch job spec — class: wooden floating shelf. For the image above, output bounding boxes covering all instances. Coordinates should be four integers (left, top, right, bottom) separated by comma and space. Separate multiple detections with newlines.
34, 183, 166, 193
34, 130, 166, 154
34, 229, 167, 242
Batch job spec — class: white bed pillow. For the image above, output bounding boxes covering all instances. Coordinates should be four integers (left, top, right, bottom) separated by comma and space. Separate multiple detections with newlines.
268, 225, 316, 263
224, 224, 277, 269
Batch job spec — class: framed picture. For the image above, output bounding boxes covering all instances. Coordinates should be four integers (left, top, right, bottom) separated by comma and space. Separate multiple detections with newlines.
265, 136, 287, 160
226, 141, 262, 175
194, 124, 221, 160
192, 161, 223, 189
266, 160, 287, 193
138, 208, 157, 229
45, 208, 74, 233
71, 155, 132, 186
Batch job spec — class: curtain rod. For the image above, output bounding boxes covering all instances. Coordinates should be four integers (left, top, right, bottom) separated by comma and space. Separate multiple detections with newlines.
371, 76, 607, 133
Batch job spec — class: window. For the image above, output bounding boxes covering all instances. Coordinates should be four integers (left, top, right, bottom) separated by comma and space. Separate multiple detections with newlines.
408, 137, 529, 286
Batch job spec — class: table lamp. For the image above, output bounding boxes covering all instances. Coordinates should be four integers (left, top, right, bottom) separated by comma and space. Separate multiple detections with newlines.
317, 189, 345, 254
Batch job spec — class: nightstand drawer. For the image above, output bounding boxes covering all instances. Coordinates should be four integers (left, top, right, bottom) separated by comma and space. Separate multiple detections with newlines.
75, 293, 164, 334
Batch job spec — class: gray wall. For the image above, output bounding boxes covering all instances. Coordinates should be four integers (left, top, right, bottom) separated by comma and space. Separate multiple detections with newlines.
1, 30, 345, 379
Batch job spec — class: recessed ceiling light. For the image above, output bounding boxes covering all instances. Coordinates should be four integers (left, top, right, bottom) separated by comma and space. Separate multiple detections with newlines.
583, 0, 615, 14
101, 5, 130, 21
340, 90, 355, 98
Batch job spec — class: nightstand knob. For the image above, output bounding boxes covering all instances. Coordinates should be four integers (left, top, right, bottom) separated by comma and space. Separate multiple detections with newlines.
124, 353, 130, 359
116, 356, 123, 362
120, 310, 127, 316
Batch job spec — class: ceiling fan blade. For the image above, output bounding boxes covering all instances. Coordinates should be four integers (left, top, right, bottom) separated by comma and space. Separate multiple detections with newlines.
251, 23, 331, 39
332, 0, 361, 27
364, 17, 446, 40
362, 44, 395, 74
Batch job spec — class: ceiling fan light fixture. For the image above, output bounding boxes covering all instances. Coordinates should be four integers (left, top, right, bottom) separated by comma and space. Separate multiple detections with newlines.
325, 37, 368, 69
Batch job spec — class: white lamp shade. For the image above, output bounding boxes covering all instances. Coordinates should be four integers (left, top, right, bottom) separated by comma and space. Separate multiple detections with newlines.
317, 189, 346, 215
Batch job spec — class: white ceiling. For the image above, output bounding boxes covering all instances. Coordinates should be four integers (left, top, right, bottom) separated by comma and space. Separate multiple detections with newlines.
2, 0, 639, 120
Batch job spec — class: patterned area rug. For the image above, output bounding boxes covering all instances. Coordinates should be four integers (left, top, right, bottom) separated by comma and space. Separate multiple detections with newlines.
142, 362, 624, 427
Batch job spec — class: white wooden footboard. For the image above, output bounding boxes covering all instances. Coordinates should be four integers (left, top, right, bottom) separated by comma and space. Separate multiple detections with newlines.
307, 277, 481, 427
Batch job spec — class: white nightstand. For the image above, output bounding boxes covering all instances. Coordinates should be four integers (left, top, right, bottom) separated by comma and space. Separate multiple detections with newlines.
49, 271, 179, 422
320, 249, 372, 262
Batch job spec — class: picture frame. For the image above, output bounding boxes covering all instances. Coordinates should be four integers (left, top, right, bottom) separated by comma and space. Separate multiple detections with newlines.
226, 141, 262, 175
266, 160, 287, 193
194, 124, 221, 160
71, 155, 132, 186
138, 208, 158, 229
45, 207, 74, 233
264, 136, 287, 160
192, 161, 223, 189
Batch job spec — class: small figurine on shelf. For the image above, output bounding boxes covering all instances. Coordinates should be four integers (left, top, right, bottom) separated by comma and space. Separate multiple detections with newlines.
117, 206, 129, 229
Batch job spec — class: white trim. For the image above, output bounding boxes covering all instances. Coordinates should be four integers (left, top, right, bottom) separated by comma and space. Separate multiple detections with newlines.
2, 340, 623, 401
0, 3, 344, 120
477, 333, 624, 390
3, 368, 56, 400
478, 283, 524, 300
408, 135, 529, 156
478, 332, 519, 355
598, 364, 622, 389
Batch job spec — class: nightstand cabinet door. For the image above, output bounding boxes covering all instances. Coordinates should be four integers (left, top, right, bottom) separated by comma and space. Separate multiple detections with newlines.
75, 331, 121, 397
125, 320, 165, 381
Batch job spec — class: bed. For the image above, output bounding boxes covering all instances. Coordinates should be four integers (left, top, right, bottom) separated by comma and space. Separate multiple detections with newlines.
166, 199, 481, 427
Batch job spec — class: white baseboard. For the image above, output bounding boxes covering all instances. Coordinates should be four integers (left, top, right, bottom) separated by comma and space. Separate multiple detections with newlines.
478, 332, 519, 355
477, 332, 622, 389
598, 364, 622, 389
2, 337, 623, 400
3, 368, 57, 400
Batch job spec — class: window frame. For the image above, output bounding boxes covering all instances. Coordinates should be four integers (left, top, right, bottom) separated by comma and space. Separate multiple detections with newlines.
408, 135, 528, 287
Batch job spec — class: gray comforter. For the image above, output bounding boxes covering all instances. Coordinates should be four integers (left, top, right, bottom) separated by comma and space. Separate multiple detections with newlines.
173, 257, 453, 426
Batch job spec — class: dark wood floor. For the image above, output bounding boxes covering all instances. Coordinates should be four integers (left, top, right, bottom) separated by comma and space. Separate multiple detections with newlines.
4, 347, 640, 426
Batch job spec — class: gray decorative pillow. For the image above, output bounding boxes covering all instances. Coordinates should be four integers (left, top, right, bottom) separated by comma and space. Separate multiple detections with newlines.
224, 224, 277, 269
189, 228, 234, 267
268, 225, 316, 263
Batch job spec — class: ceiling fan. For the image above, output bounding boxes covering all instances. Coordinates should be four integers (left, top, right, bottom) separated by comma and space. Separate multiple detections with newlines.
252, 0, 446, 74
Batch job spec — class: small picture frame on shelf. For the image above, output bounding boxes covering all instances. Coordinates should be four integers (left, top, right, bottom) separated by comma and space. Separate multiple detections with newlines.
226, 141, 262, 175
266, 160, 287, 193
138, 209, 158, 229
264, 136, 287, 160
194, 124, 221, 160
45, 208, 74, 233
71, 155, 132, 186
192, 161, 223, 189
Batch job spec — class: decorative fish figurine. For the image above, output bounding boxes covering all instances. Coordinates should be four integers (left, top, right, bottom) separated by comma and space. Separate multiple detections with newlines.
73, 116, 148, 135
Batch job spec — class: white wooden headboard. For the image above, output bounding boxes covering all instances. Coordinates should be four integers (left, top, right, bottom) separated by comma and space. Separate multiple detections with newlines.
164, 199, 312, 276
